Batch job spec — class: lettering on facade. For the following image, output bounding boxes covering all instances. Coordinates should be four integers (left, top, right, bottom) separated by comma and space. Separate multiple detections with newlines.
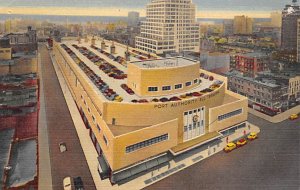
153, 90, 220, 109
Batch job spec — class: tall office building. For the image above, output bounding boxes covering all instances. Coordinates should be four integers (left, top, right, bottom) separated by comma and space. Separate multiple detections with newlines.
128, 11, 140, 27
4, 19, 11, 33
135, 0, 200, 55
297, 19, 300, 62
281, 0, 300, 51
223, 19, 234, 36
270, 12, 282, 27
233, 15, 253, 35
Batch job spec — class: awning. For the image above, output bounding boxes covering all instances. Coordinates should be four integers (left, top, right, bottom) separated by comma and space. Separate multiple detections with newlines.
170, 132, 223, 156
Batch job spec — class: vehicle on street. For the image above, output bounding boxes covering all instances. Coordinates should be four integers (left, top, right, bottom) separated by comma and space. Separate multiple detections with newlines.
74, 177, 84, 190
63, 177, 72, 190
236, 138, 247, 147
247, 132, 258, 140
224, 142, 237, 153
289, 114, 298, 120
59, 142, 67, 153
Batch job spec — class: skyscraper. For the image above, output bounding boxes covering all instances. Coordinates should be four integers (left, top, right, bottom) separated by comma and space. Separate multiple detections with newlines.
233, 15, 253, 35
281, 0, 300, 51
223, 19, 234, 36
297, 19, 300, 62
270, 12, 282, 27
135, 0, 200, 55
128, 11, 140, 27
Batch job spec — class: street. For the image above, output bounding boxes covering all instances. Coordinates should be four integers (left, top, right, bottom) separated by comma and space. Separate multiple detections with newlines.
39, 44, 96, 190
146, 114, 300, 190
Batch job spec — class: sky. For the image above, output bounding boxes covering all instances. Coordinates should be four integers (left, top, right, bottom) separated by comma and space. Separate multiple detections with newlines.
0, 0, 295, 18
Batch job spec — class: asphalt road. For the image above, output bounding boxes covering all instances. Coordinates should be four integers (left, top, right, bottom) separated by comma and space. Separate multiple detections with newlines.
146, 114, 300, 190
39, 44, 96, 190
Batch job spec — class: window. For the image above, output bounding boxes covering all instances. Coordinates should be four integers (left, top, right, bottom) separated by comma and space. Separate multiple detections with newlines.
162, 86, 171, 91
194, 79, 198, 84
125, 134, 169, 153
96, 124, 101, 132
186, 81, 192, 87
175, 84, 183, 89
218, 109, 243, 121
92, 115, 95, 123
103, 135, 108, 146
148, 87, 158, 92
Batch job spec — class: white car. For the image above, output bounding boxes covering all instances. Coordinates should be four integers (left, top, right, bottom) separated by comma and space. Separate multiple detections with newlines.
59, 142, 67, 153
63, 177, 72, 190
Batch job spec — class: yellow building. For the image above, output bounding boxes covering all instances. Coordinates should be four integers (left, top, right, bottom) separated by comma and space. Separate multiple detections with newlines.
289, 76, 300, 100
53, 40, 249, 183
233, 15, 253, 35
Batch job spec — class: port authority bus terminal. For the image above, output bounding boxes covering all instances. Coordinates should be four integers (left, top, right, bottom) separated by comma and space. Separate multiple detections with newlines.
53, 37, 249, 184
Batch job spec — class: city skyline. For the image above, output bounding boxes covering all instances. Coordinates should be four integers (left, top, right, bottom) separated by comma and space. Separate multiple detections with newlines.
0, 0, 294, 18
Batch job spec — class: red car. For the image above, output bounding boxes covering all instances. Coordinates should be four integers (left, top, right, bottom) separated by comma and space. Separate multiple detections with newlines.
169, 96, 181, 101
192, 92, 202, 97
236, 138, 247, 148
138, 99, 148, 103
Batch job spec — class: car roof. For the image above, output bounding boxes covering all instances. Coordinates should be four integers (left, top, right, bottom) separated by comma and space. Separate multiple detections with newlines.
63, 177, 71, 184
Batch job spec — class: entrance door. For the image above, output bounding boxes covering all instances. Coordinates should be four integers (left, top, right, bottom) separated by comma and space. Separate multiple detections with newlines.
183, 107, 205, 141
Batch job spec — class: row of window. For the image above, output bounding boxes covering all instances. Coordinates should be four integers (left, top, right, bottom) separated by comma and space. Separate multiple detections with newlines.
218, 109, 243, 121
0, 50, 10, 53
125, 134, 169, 153
148, 79, 199, 92
80, 91, 108, 147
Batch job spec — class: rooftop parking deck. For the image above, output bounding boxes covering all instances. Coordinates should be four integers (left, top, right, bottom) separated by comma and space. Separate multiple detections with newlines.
59, 42, 225, 103
132, 57, 198, 69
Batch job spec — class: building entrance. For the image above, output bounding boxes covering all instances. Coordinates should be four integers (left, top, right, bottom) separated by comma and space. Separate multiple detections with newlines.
183, 107, 205, 141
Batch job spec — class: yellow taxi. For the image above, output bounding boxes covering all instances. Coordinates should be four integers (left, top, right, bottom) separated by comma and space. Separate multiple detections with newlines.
114, 96, 123, 102
236, 138, 247, 147
289, 114, 298, 120
247, 132, 258, 141
223, 142, 237, 153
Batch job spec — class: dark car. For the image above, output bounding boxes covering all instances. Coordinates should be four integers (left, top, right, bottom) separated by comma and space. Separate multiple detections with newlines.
159, 97, 169, 102
74, 177, 84, 190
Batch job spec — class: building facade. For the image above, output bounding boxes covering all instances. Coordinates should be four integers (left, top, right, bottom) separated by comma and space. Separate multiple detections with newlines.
230, 52, 270, 77
223, 19, 234, 36
289, 75, 300, 100
135, 0, 200, 55
128, 12, 140, 27
270, 11, 282, 27
227, 71, 288, 116
4, 26, 38, 53
298, 19, 300, 62
233, 15, 253, 35
54, 39, 248, 184
281, 0, 300, 51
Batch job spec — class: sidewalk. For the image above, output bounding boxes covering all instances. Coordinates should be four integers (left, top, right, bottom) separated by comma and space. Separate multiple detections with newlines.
37, 51, 53, 190
249, 105, 300, 123
51, 51, 261, 190
119, 122, 260, 189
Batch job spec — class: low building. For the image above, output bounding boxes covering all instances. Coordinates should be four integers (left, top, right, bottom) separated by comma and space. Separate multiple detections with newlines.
230, 52, 271, 77
4, 26, 37, 53
227, 71, 289, 116
0, 128, 38, 190
200, 52, 230, 74
54, 39, 249, 184
0, 28, 39, 190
